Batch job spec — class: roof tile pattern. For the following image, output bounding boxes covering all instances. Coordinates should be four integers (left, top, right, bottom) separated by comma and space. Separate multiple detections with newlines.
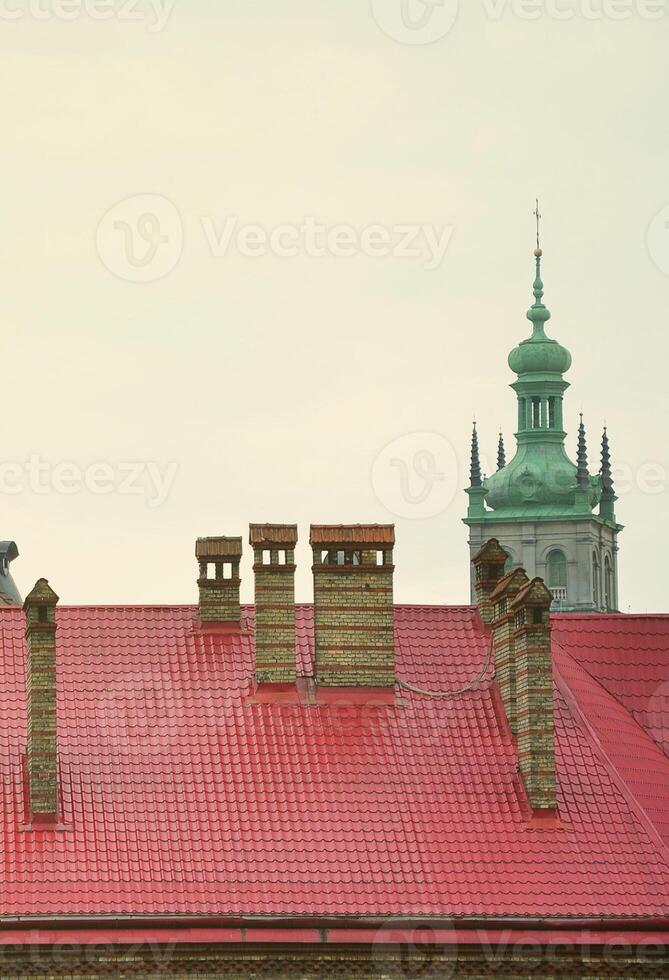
553, 615, 669, 757
1, 605, 668, 918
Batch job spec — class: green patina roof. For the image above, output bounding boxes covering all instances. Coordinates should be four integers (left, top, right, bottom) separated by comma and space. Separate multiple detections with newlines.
508, 250, 572, 377
466, 245, 610, 525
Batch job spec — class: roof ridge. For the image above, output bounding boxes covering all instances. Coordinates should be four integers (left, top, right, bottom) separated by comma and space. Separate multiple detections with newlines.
554, 640, 669, 867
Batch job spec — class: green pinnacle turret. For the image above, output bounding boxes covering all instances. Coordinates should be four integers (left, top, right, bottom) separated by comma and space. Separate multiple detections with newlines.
576, 415, 589, 489
469, 422, 482, 488
497, 432, 506, 471
600, 427, 617, 522
466, 422, 486, 517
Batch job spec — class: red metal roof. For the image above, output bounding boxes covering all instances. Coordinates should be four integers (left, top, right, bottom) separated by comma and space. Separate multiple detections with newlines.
1, 605, 669, 919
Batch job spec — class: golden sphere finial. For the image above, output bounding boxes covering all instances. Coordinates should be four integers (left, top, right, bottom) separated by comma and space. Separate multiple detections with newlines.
534, 247, 542, 257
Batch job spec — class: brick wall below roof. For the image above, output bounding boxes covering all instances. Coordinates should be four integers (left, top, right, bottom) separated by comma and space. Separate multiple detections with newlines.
1, 943, 668, 978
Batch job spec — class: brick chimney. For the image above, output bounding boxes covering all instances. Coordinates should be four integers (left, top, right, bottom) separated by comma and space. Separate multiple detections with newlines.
195, 537, 242, 624
310, 524, 395, 688
24, 579, 59, 817
250, 524, 297, 685
490, 567, 530, 735
510, 577, 556, 811
472, 538, 508, 625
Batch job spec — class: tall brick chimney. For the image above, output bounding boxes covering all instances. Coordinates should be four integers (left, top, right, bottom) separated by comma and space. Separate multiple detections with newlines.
310, 524, 395, 688
472, 538, 508, 625
195, 537, 242, 624
250, 524, 297, 685
490, 567, 530, 735
510, 577, 556, 811
24, 579, 59, 817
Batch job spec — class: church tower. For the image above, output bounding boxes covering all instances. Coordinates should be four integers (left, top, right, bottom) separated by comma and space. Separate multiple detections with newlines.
463, 222, 622, 612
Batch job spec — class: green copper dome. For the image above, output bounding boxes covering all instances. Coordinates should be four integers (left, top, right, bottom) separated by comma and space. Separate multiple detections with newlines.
474, 245, 599, 518
508, 250, 572, 377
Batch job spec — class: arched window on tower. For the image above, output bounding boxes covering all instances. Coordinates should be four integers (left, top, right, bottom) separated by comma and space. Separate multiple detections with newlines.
592, 550, 600, 608
547, 549, 567, 605
604, 556, 613, 611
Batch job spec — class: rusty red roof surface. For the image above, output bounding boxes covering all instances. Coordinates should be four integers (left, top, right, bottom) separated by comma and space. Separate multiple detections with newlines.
195, 537, 243, 559
249, 525, 298, 546
1, 606, 668, 919
309, 525, 395, 546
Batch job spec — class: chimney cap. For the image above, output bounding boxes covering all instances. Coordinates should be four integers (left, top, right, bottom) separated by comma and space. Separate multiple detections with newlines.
490, 567, 529, 603
23, 578, 59, 609
249, 524, 298, 547
511, 577, 553, 609
195, 537, 243, 559
473, 538, 509, 565
310, 524, 395, 546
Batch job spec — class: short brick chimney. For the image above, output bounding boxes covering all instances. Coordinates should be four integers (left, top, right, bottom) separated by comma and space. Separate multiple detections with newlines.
195, 537, 242, 624
490, 567, 530, 735
510, 577, 556, 811
472, 538, 509, 624
24, 579, 59, 817
250, 524, 297, 685
310, 524, 395, 688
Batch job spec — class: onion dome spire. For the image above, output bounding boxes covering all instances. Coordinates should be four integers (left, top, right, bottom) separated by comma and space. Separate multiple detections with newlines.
576, 414, 590, 489
508, 204, 572, 377
527, 199, 551, 336
469, 422, 482, 488
497, 431, 506, 471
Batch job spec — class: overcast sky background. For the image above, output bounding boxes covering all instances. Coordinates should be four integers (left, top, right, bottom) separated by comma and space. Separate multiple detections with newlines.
1, 0, 668, 609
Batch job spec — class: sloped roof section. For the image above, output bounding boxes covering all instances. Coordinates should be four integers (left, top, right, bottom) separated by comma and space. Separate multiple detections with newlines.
0, 605, 668, 919
553, 615, 669, 758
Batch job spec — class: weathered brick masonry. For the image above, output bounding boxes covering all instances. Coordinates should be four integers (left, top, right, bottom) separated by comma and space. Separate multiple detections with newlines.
472, 537, 508, 625
195, 536, 242, 623
2, 939, 668, 978
511, 577, 557, 810
310, 524, 395, 687
250, 523, 297, 684
490, 566, 530, 735
23, 578, 59, 816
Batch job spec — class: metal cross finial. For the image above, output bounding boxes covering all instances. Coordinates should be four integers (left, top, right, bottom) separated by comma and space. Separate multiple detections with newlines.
533, 197, 542, 251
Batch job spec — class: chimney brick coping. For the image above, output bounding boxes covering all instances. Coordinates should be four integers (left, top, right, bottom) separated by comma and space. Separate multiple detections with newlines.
195, 537, 243, 559
310, 524, 395, 546
249, 524, 298, 547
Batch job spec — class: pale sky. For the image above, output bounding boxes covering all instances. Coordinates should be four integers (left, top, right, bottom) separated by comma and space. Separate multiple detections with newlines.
1, 0, 668, 610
